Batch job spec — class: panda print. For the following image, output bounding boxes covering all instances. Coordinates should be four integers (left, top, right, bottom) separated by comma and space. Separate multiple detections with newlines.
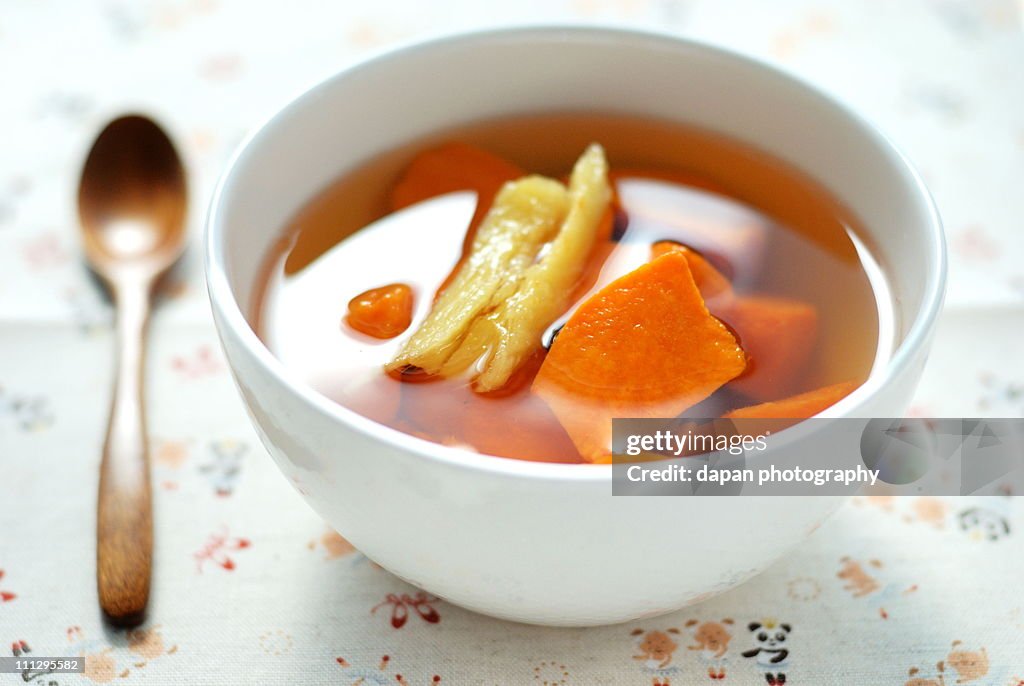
958, 507, 1011, 542
741, 620, 791, 685
198, 439, 248, 496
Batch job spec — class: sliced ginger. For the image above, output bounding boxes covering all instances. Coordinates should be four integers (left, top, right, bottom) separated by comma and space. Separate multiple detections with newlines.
388, 144, 612, 391
390, 143, 524, 278
442, 144, 613, 390
533, 251, 747, 462
387, 175, 569, 375
390, 144, 525, 302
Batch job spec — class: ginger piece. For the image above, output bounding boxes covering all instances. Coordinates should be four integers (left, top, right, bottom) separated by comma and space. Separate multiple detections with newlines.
387, 175, 570, 375
533, 251, 747, 462
390, 143, 525, 298
388, 144, 612, 392
346, 283, 414, 339
443, 144, 613, 390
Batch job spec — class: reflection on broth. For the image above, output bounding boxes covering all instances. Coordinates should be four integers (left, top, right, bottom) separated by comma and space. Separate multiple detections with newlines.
253, 113, 886, 463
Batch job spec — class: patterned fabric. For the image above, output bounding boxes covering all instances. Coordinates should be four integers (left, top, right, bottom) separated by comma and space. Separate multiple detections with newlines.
1, 0, 1022, 683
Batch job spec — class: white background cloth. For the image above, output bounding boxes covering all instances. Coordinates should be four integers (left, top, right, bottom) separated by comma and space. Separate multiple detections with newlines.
1, 0, 1022, 683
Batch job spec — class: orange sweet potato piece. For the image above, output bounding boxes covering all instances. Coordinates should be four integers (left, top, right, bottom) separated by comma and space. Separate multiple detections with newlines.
723, 380, 858, 419
390, 142, 523, 235
720, 295, 818, 401
533, 251, 747, 462
650, 241, 732, 302
346, 283, 414, 339
397, 351, 583, 462
461, 397, 585, 463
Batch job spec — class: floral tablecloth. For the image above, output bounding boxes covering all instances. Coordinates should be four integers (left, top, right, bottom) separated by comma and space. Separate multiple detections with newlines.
1, 0, 1023, 684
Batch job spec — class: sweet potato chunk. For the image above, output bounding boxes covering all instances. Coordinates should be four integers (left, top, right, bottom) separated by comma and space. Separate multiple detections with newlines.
650, 241, 732, 302
346, 283, 414, 339
720, 295, 818, 401
615, 171, 768, 283
723, 381, 858, 419
390, 142, 523, 216
533, 251, 747, 462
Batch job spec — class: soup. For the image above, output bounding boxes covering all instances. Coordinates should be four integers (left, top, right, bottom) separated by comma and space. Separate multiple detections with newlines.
253, 113, 888, 463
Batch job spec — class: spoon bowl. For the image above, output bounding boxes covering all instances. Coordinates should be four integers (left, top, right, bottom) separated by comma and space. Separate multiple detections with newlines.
79, 116, 187, 278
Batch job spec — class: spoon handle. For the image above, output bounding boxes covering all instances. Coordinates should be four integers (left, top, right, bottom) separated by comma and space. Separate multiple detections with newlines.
97, 279, 153, 626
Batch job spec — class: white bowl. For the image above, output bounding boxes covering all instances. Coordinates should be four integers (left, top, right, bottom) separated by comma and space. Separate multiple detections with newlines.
205, 26, 945, 626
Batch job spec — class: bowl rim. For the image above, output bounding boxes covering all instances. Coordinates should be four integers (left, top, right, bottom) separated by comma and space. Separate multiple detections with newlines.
204, 23, 947, 483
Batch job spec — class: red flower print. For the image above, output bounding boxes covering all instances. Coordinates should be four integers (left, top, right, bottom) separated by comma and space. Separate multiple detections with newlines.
0, 569, 15, 603
200, 53, 243, 81
371, 592, 441, 628
953, 225, 998, 262
335, 654, 441, 684
194, 527, 251, 572
310, 528, 356, 560
170, 345, 223, 379
21, 232, 69, 269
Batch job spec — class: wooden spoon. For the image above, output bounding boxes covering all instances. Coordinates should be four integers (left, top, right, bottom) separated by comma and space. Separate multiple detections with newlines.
78, 115, 187, 626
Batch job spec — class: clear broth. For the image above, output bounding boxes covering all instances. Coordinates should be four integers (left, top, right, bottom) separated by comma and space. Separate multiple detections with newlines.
253, 113, 886, 463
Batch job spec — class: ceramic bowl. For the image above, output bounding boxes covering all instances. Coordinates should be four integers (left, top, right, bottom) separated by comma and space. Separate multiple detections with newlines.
205, 26, 945, 626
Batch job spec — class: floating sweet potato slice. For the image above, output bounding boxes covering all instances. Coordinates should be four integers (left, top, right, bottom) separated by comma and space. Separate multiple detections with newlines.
723, 380, 858, 419
719, 295, 818, 401
650, 241, 732, 303
390, 142, 523, 239
462, 374, 585, 463
396, 351, 583, 462
533, 251, 747, 462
